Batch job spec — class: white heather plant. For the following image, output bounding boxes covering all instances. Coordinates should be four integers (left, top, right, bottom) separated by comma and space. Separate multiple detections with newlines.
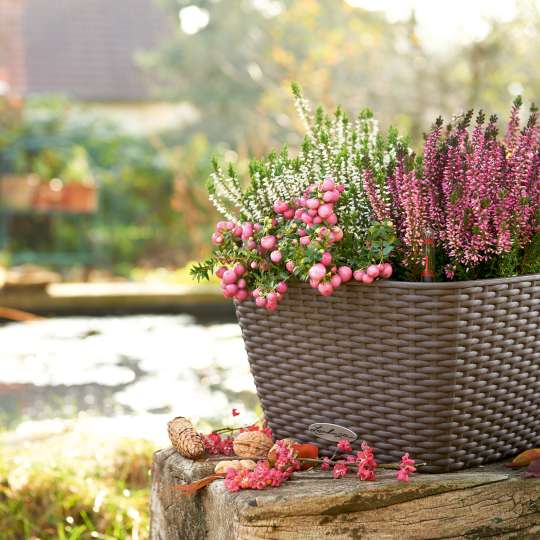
192, 84, 406, 309
208, 83, 408, 238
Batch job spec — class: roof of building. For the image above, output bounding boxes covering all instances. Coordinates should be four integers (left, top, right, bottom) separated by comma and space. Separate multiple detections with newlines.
15, 0, 171, 101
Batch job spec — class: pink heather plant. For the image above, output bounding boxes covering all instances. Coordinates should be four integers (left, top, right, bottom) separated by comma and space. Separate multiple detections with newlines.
390, 98, 540, 279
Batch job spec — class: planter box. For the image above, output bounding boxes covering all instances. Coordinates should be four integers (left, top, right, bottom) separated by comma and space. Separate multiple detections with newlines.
32, 180, 64, 211
62, 183, 98, 213
236, 276, 540, 472
0, 175, 39, 210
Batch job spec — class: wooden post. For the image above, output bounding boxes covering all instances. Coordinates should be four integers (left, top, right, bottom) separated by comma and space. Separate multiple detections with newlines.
150, 448, 540, 540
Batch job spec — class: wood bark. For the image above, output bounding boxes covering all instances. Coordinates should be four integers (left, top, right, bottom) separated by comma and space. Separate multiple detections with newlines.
151, 448, 540, 540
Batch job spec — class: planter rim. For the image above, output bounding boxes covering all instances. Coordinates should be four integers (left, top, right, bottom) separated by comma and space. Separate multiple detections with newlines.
345, 272, 540, 290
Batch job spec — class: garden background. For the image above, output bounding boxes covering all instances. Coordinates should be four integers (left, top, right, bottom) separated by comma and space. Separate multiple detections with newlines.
1, 0, 540, 538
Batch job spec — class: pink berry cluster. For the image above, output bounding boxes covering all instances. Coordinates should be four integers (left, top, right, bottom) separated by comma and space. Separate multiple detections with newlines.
202, 432, 234, 456
224, 459, 291, 492
309, 259, 393, 294
396, 452, 417, 482
322, 439, 415, 483
209, 176, 394, 312
223, 438, 301, 492
322, 440, 378, 481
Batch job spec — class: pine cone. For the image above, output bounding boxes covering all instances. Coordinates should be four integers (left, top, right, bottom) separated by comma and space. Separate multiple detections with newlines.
233, 431, 273, 458
167, 416, 205, 459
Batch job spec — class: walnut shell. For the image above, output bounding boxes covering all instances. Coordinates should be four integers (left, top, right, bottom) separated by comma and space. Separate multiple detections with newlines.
214, 459, 257, 474
233, 431, 273, 458
167, 416, 205, 459
239, 459, 257, 471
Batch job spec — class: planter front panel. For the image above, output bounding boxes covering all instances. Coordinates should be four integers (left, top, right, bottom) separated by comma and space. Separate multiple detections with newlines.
236, 276, 540, 472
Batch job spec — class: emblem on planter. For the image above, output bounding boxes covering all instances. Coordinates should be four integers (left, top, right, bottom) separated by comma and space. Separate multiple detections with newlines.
308, 423, 357, 443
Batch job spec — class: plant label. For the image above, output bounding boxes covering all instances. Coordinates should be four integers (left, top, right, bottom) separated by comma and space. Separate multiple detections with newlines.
308, 423, 357, 443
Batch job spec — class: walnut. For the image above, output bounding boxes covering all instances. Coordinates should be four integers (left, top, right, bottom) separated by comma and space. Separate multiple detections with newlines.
233, 431, 273, 458
214, 459, 257, 474
167, 416, 205, 459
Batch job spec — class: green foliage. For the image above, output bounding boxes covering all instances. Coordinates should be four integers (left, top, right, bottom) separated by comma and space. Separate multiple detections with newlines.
0, 437, 154, 540
0, 97, 226, 271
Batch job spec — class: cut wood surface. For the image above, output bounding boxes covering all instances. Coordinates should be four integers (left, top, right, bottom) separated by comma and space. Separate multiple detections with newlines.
150, 448, 540, 540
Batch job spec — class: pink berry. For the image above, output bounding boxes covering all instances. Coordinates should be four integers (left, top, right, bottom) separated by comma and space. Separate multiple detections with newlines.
318, 204, 333, 219
235, 289, 249, 302
309, 278, 320, 288
306, 198, 320, 209
318, 282, 334, 296
338, 266, 353, 282
260, 235, 277, 251
250, 261, 258, 269
313, 216, 323, 224
308, 208, 317, 217
233, 226, 243, 237
309, 263, 327, 281
283, 208, 295, 220
267, 292, 278, 304
298, 228, 307, 237
273, 200, 288, 214
337, 184, 345, 192
381, 263, 393, 279
252, 288, 261, 298
255, 296, 267, 308
301, 213, 313, 225
322, 177, 335, 192
270, 250, 283, 263
362, 273, 374, 284
253, 223, 262, 231
224, 284, 238, 297
285, 261, 295, 273
323, 190, 338, 203
331, 274, 342, 288
266, 302, 278, 312
332, 227, 343, 241
276, 281, 288, 294
294, 208, 304, 220
241, 222, 253, 239
366, 265, 380, 278
300, 236, 311, 246
222, 270, 238, 284
211, 233, 223, 245
234, 264, 246, 276
321, 252, 332, 266
353, 270, 365, 282
237, 278, 247, 289
216, 266, 227, 278
326, 213, 338, 225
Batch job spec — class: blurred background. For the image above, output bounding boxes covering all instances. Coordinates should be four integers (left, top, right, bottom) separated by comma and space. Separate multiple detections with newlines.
1, 0, 540, 537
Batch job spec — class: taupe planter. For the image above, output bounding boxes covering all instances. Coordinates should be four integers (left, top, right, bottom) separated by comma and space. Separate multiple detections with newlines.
236, 275, 540, 472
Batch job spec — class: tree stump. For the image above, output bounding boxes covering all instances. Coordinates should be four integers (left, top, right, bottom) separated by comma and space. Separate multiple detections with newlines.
150, 448, 540, 540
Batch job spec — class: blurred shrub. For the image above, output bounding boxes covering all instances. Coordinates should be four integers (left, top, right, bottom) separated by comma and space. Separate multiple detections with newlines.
0, 437, 155, 539
0, 96, 227, 274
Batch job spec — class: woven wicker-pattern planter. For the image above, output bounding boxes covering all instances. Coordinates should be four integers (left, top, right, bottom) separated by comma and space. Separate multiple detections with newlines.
235, 275, 540, 472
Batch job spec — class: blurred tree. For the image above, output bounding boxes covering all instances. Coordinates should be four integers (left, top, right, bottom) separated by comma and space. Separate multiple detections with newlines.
142, 0, 540, 151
